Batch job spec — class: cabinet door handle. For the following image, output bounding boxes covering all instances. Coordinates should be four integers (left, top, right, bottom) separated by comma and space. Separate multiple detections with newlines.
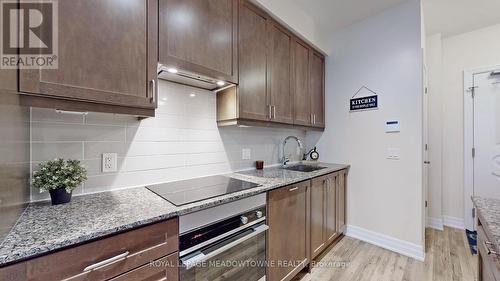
272, 105, 276, 119
289, 187, 299, 192
485, 241, 499, 255
150, 79, 157, 104
83, 251, 130, 272
268, 105, 272, 119
313, 114, 316, 124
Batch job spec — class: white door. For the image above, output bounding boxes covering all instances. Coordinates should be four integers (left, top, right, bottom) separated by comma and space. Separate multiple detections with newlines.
474, 70, 500, 199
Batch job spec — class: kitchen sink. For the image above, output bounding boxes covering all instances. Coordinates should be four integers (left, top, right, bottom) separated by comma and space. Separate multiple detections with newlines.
281, 164, 327, 173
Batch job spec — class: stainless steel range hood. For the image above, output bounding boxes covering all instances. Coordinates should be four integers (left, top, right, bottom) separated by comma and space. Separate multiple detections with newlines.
157, 64, 235, 91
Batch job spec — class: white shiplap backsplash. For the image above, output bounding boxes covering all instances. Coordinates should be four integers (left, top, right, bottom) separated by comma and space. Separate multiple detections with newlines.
30, 81, 306, 201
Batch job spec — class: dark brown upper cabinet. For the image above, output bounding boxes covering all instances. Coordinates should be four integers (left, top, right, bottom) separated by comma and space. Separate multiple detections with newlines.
20, 0, 158, 117
237, 0, 269, 122
214, 0, 326, 130
292, 42, 325, 129
217, 0, 275, 125
310, 51, 325, 128
292, 38, 312, 126
292, 39, 325, 129
159, 0, 238, 84
267, 20, 294, 125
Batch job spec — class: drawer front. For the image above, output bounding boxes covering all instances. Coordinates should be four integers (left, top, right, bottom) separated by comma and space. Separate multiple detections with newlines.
109, 253, 178, 281
478, 224, 500, 281
1, 218, 178, 281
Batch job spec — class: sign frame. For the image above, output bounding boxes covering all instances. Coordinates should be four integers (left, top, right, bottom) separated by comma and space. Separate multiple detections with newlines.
350, 95, 378, 111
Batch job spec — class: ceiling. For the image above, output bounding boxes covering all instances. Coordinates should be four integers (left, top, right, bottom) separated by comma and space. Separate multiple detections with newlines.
292, 0, 500, 39
423, 0, 500, 37
292, 0, 406, 34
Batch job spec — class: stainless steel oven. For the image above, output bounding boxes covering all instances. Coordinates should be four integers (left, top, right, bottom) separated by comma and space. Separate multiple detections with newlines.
179, 194, 267, 281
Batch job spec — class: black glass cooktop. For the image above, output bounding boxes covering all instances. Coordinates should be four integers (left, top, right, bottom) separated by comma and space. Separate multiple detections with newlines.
147, 175, 260, 206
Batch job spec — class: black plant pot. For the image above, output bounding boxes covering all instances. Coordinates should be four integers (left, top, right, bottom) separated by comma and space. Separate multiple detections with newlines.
49, 187, 72, 205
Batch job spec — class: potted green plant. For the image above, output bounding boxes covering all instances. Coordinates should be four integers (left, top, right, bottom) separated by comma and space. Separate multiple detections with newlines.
33, 158, 88, 205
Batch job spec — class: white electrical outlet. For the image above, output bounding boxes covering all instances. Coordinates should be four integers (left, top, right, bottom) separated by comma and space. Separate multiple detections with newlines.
242, 148, 251, 160
102, 153, 118, 173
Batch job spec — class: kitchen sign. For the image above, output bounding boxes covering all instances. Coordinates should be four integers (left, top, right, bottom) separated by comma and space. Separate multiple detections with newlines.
350, 95, 378, 111
350, 86, 379, 112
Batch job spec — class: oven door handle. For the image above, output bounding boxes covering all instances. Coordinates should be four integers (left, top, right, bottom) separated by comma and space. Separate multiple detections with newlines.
182, 224, 268, 270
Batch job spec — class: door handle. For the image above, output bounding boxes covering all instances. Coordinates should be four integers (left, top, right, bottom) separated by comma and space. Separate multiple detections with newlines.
272, 105, 276, 119
289, 187, 299, 192
268, 105, 272, 119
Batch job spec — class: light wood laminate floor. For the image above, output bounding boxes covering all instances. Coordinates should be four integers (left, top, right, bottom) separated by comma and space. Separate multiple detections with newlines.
292, 227, 477, 281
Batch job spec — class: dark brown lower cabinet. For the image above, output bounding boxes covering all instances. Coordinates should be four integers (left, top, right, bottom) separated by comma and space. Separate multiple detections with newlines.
310, 172, 340, 260
310, 175, 326, 259
325, 173, 338, 244
336, 170, 347, 234
0, 218, 179, 281
109, 253, 178, 281
267, 181, 310, 281
267, 169, 348, 281
477, 217, 500, 281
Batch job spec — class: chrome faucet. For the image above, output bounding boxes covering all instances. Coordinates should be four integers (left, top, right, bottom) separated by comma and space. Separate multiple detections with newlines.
282, 136, 304, 166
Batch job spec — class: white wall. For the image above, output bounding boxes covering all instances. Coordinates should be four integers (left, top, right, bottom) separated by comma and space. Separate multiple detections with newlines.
425, 34, 444, 228
428, 23, 500, 223
253, 0, 329, 54
308, 0, 424, 257
30, 81, 305, 201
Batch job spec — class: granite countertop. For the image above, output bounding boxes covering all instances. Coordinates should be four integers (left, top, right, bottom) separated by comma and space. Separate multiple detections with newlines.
0, 162, 349, 267
473, 197, 500, 253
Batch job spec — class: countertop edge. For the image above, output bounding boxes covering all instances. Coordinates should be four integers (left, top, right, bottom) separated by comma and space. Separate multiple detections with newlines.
0, 212, 178, 267
472, 197, 500, 254
0, 163, 349, 267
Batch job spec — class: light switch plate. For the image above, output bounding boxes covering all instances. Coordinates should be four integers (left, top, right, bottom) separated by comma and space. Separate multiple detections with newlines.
386, 148, 400, 160
242, 148, 251, 160
102, 153, 118, 173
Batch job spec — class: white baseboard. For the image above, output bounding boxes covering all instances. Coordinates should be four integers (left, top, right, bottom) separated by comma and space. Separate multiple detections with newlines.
345, 225, 425, 261
426, 216, 444, 230
443, 216, 465, 229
